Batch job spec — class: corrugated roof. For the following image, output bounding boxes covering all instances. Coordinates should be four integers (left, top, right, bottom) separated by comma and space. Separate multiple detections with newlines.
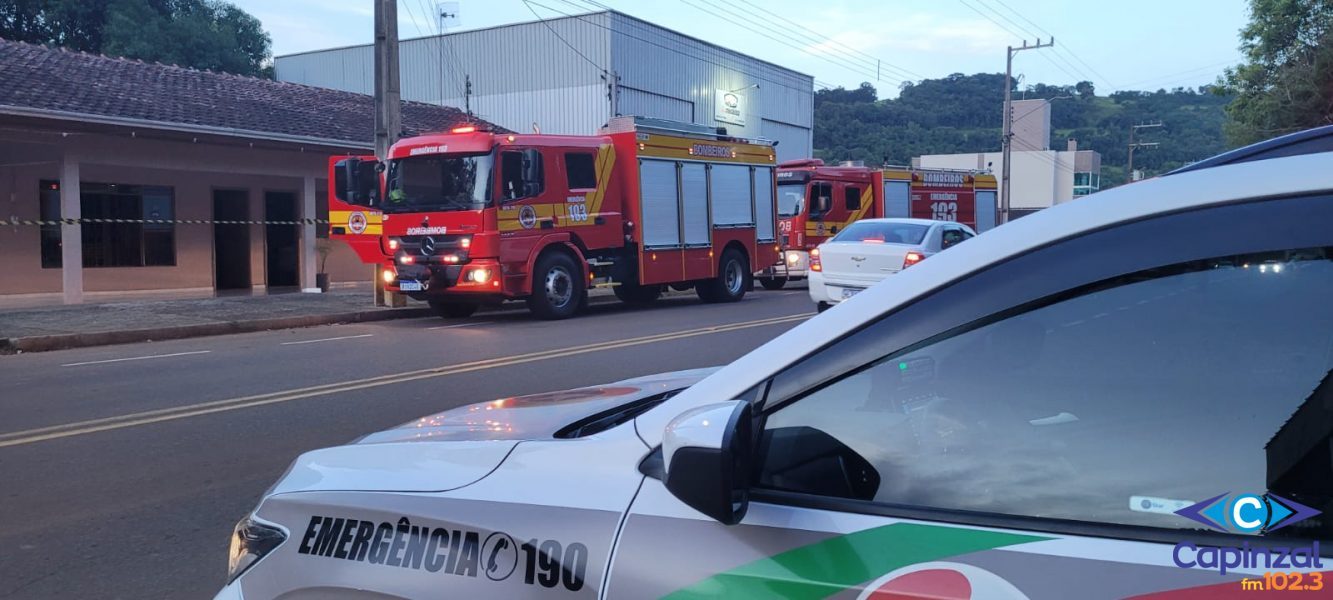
0, 38, 498, 147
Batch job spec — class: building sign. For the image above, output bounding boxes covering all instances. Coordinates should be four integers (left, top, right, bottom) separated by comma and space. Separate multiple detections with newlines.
714, 90, 746, 127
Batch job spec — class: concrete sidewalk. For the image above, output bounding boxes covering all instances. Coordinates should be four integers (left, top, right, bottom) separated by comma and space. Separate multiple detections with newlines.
0, 286, 650, 354
0, 288, 434, 354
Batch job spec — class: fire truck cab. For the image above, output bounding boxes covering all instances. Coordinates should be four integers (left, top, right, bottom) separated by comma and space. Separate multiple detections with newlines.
758, 159, 997, 289
330, 117, 779, 320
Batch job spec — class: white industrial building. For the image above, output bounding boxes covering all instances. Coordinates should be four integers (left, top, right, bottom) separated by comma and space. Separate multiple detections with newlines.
275, 10, 814, 161
917, 99, 1102, 218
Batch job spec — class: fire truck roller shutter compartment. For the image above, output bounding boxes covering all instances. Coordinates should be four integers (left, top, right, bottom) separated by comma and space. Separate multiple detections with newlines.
711, 164, 753, 227
640, 159, 682, 248
754, 166, 776, 242
681, 162, 710, 247
885, 179, 911, 219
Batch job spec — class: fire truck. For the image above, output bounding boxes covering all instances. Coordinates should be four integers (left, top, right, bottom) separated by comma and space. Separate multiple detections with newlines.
329, 116, 780, 320
756, 159, 997, 289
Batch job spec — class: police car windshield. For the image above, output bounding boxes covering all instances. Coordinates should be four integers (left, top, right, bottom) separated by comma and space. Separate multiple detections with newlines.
777, 182, 805, 217
384, 152, 493, 213
833, 221, 929, 245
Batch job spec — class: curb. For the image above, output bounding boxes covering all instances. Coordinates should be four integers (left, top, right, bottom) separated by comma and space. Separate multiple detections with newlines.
0, 291, 638, 355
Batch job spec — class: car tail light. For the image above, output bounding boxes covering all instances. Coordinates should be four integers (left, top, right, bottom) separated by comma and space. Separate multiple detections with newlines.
810, 248, 822, 272
903, 251, 924, 269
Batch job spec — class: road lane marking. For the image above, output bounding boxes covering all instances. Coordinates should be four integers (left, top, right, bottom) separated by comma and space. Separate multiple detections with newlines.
426, 321, 494, 330
280, 334, 374, 345
60, 351, 211, 368
0, 313, 812, 448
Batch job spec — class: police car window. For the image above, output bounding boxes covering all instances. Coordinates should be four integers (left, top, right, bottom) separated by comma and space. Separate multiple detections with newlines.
758, 247, 1333, 539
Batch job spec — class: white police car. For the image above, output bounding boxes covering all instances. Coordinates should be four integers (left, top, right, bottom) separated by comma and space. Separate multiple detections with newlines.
218, 128, 1333, 599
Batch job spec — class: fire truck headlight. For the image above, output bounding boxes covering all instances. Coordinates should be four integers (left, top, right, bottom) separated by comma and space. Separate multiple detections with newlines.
399, 254, 414, 265
786, 252, 801, 265
382, 268, 396, 284
388, 238, 401, 251
469, 268, 492, 284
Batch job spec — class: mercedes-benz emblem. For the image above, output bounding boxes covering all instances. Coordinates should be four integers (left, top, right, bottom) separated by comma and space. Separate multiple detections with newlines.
420, 236, 436, 256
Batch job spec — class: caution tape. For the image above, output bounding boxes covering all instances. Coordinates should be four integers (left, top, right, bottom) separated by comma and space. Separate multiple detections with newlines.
4, 217, 330, 227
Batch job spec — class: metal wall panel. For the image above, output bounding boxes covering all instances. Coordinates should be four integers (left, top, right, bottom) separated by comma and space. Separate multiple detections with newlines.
618, 86, 694, 123
274, 11, 814, 145
275, 13, 614, 135
608, 12, 812, 147
639, 159, 681, 248
761, 118, 812, 162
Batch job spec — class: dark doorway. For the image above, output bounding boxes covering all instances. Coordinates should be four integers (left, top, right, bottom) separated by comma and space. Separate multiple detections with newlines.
265, 191, 299, 288
213, 189, 251, 290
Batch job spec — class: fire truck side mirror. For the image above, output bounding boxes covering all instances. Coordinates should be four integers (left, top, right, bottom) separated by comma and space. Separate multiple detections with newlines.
335, 158, 380, 206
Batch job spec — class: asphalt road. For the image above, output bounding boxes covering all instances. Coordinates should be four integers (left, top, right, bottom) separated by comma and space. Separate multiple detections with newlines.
0, 288, 813, 599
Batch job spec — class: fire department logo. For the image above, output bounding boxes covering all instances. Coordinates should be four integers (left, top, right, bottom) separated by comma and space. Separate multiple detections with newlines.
348, 211, 368, 234
519, 205, 538, 230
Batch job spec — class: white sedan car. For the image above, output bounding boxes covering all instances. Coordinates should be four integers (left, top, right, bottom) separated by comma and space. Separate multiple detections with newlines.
808, 218, 975, 312
218, 126, 1333, 599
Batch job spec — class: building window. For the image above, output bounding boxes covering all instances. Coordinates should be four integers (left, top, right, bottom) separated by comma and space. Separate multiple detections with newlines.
41, 180, 177, 268
565, 153, 597, 190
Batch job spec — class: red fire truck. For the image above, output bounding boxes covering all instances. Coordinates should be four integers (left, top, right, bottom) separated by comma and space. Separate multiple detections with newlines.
756, 159, 997, 289
329, 116, 780, 320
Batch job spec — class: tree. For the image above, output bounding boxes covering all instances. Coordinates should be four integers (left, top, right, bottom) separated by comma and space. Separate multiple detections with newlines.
0, 0, 272, 77
1220, 0, 1333, 145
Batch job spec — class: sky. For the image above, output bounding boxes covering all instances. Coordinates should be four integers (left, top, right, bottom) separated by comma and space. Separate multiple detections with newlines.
228, 0, 1251, 98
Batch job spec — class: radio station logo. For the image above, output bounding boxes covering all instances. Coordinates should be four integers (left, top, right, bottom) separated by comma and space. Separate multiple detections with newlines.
1175, 492, 1320, 534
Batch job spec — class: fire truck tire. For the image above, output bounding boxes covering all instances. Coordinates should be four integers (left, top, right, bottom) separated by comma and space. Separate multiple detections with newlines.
697, 249, 749, 303
527, 251, 585, 320
759, 277, 788, 291
613, 282, 663, 305
429, 301, 479, 319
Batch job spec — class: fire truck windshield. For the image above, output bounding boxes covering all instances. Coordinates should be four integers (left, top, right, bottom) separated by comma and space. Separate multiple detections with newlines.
383, 152, 494, 213
777, 182, 805, 217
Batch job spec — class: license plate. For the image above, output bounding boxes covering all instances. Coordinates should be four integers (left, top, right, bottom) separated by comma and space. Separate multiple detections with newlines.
841, 287, 862, 299
398, 280, 424, 292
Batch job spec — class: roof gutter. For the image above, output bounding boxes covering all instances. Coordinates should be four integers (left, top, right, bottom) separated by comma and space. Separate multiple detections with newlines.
0, 104, 373, 151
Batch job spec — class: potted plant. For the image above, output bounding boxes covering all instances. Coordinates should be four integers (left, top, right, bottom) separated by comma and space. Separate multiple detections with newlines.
315, 238, 333, 293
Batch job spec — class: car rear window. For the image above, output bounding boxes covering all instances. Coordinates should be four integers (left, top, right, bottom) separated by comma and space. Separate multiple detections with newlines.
833, 221, 928, 245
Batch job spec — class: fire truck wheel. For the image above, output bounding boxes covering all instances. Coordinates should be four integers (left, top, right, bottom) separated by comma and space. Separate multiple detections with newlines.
697, 249, 749, 303
759, 277, 788, 291
527, 251, 585, 320
429, 300, 479, 319
613, 282, 662, 305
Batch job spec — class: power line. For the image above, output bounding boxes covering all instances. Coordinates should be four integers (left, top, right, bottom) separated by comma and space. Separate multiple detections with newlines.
398, 0, 429, 38
984, 0, 1117, 90
668, 0, 900, 84
426, 0, 467, 100
732, 0, 923, 80
1116, 59, 1239, 90
523, 0, 606, 72
960, 0, 1084, 85
538, 0, 814, 94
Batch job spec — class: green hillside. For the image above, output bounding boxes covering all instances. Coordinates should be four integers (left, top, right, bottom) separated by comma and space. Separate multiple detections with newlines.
813, 74, 1234, 186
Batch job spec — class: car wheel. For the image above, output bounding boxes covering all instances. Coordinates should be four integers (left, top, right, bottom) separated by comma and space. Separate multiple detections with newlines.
697, 249, 749, 303
816, 301, 832, 313
526, 252, 585, 320
759, 277, 788, 291
428, 300, 479, 319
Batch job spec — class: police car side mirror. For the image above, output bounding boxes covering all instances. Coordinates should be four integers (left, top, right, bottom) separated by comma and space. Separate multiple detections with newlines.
662, 400, 752, 525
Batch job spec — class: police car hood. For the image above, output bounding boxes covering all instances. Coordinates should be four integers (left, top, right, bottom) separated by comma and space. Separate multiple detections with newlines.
267, 368, 717, 495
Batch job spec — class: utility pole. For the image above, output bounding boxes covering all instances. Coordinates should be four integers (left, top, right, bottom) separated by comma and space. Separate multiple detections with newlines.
373, 0, 402, 307
373, 0, 401, 161
464, 74, 472, 116
1126, 121, 1163, 183
1000, 38, 1054, 225
603, 69, 620, 120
